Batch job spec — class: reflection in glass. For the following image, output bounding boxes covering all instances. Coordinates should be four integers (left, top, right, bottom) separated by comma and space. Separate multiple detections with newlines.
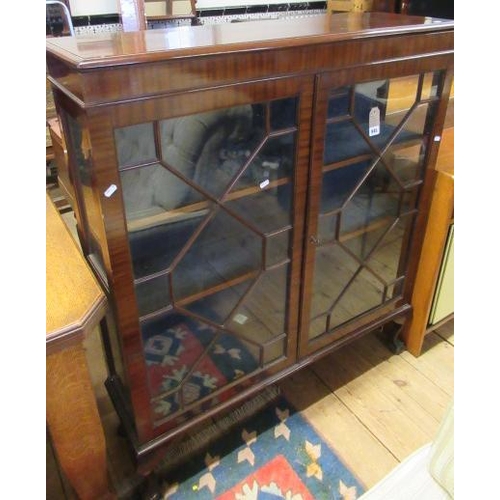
121, 164, 208, 221
128, 209, 208, 279
339, 169, 400, 237
309, 244, 359, 326
135, 274, 171, 318
115, 96, 297, 413
115, 122, 156, 168
328, 267, 385, 325
65, 112, 107, 279
263, 337, 286, 364
226, 134, 295, 193
171, 208, 262, 300
181, 335, 260, 406
142, 312, 261, 421
225, 184, 291, 236
320, 160, 372, 214
228, 264, 289, 350
270, 97, 297, 130
327, 87, 351, 119
184, 278, 255, 326
310, 71, 442, 340
266, 230, 290, 268
159, 105, 260, 199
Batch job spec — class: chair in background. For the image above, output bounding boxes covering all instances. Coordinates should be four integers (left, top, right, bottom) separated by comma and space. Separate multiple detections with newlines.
46, 0, 75, 37
46, 1, 74, 213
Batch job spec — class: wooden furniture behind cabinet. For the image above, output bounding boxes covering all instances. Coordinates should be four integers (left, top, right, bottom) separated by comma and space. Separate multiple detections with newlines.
46, 194, 114, 499
401, 126, 454, 356
46, 12, 454, 471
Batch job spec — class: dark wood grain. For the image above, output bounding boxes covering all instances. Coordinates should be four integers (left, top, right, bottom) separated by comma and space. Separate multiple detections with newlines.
46, 12, 454, 469
46, 13, 452, 69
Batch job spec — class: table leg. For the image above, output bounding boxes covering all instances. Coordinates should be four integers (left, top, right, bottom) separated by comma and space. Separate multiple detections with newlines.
46, 344, 116, 500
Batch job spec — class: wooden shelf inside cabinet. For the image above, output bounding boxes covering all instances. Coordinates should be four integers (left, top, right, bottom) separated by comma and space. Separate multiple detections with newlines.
127, 176, 291, 233
401, 126, 454, 356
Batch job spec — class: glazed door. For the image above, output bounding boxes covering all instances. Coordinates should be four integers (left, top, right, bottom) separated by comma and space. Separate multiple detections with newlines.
102, 77, 313, 439
300, 64, 448, 356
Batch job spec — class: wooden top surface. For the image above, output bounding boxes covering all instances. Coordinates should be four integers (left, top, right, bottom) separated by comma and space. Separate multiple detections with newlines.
46, 13, 453, 69
46, 194, 107, 352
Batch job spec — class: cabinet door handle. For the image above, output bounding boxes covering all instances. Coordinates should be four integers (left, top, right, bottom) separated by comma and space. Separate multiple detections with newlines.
309, 235, 320, 246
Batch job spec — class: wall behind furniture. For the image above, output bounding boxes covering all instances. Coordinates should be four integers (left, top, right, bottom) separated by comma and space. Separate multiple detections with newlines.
69, 0, 118, 16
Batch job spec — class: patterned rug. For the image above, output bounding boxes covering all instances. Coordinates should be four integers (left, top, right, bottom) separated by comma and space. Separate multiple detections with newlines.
155, 395, 365, 499
142, 314, 260, 421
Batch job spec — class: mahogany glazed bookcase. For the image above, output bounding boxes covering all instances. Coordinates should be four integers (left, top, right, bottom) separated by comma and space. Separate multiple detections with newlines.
46, 12, 454, 471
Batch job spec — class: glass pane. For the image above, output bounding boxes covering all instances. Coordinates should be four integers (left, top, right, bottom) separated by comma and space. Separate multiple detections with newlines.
338, 165, 402, 238
136, 274, 171, 318
227, 134, 295, 195
421, 72, 440, 100
309, 244, 359, 324
326, 268, 384, 329
266, 230, 290, 267
324, 75, 436, 166
270, 97, 297, 130
159, 104, 263, 199
341, 216, 394, 262
64, 112, 107, 276
127, 208, 208, 279
382, 75, 418, 116
228, 264, 289, 347
318, 212, 338, 244
119, 96, 298, 404
121, 163, 208, 221
183, 278, 255, 325
171, 208, 262, 301
309, 315, 327, 340
152, 392, 181, 420
263, 337, 286, 364
144, 312, 260, 422
320, 160, 372, 214
327, 86, 351, 119
324, 120, 367, 164
361, 216, 413, 285
225, 182, 292, 235
382, 142, 425, 190
181, 335, 260, 406
142, 313, 218, 398
309, 71, 441, 341
115, 122, 157, 168
120, 161, 212, 279
391, 102, 434, 138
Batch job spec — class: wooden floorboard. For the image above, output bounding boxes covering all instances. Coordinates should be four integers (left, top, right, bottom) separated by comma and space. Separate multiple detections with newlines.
434, 319, 454, 345
351, 332, 452, 423
400, 331, 454, 396
279, 368, 399, 489
312, 342, 435, 462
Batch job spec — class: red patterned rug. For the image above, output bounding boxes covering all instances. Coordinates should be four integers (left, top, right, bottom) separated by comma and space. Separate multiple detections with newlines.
152, 394, 365, 499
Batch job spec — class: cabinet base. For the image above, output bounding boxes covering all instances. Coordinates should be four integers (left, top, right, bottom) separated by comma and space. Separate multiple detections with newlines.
105, 304, 412, 474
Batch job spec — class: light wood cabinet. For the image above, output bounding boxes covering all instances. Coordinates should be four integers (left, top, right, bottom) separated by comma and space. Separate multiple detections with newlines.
401, 126, 454, 355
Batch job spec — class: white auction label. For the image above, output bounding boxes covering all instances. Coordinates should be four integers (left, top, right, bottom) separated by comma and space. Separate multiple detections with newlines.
369, 107, 381, 137
233, 314, 248, 325
104, 184, 118, 198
